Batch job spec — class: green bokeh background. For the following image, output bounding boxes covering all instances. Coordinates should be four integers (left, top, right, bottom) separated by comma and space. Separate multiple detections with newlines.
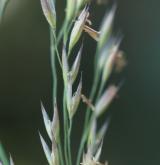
0, 0, 160, 164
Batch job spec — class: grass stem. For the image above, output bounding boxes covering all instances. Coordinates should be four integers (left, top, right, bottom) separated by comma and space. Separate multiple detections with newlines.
68, 119, 73, 165
63, 89, 69, 165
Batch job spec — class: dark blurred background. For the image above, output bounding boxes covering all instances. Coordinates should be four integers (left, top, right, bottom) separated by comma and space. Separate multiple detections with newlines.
0, 0, 160, 164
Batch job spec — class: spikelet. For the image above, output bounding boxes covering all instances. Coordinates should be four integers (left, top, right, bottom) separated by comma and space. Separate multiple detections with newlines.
95, 85, 118, 117
70, 45, 83, 83
101, 37, 121, 83
66, 0, 77, 21
40, 0, 56, 30
98, 4, 117, 50
39, 133, 52, 164
41, 102, 52, 140
97, 118, 110, 141
67, 76, 82, 119
52, 99, 60, 143
51, 136, 59, 165
69, 6, 89, 53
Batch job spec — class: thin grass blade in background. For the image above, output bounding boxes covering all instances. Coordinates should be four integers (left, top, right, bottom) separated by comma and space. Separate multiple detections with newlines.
9, 155, 14, 165
0, 143, 9, 165
0, 0, 10, 22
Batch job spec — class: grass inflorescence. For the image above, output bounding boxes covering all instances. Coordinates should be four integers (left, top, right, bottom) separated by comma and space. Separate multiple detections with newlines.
0, 0, 126, 164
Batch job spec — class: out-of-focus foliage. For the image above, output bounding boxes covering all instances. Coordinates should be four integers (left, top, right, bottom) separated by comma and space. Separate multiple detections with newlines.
0, 143, 9, 165
0, 0, 10, 22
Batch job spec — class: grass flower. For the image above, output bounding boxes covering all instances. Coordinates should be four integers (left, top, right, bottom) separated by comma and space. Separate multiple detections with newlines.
84, 25, 100, 41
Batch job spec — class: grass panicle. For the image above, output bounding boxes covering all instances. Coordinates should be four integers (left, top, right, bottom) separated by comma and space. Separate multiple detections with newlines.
0, 0, 125, 164
39, 1, 125, 165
